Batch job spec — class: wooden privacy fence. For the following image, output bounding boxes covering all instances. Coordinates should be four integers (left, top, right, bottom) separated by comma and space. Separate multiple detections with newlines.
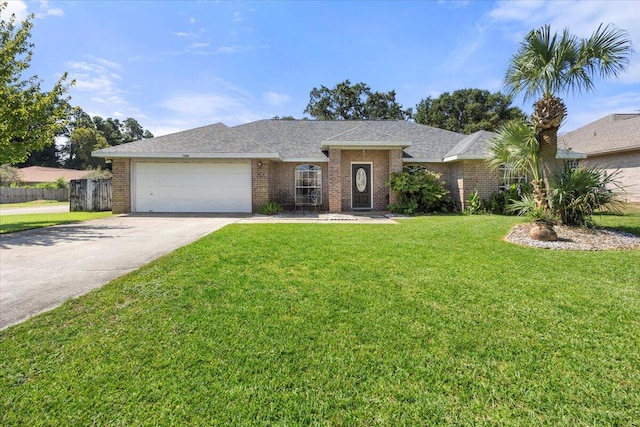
0, 187, 69, 204
70, 179, 112, 212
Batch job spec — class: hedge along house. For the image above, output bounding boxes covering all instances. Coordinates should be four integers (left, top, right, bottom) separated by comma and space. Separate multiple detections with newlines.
92, 119, 581, 214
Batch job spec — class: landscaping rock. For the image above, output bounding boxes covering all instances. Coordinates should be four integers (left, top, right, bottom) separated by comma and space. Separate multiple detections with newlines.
529, 222, 558, 241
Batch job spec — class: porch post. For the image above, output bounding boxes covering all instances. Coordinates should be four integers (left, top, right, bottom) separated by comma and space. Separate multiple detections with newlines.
328, 148, 342, 213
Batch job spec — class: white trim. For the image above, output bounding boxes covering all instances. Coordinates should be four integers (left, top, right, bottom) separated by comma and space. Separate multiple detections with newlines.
558, 152, 588, 159
93, 151, 281, 160
283, 158, 329, 163
350, 162, 374, 210
443, 154, 487, 162
403, 158, 444, 163
321, 143, 411, 150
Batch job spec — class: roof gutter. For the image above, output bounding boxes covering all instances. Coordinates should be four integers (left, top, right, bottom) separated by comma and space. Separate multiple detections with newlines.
92, 151, 282, 160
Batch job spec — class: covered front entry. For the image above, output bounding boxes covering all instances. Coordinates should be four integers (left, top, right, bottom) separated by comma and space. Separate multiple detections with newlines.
133, 161, 252, 213
351, 163, 372, 209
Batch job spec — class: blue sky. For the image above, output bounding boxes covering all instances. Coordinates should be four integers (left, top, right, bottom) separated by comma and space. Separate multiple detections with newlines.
3, 0, 639, 136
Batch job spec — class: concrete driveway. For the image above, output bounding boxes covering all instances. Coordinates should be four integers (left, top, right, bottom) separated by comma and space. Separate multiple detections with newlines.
0, 214, 241, 330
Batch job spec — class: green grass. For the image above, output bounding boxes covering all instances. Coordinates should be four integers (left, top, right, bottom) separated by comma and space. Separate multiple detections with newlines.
595, 202, 640, 236
0, 211, 112, 233
1, 215, 639, 425
0, 200, 68, 209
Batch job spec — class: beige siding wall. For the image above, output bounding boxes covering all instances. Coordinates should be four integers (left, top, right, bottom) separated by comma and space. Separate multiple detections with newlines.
583, 151, 640, 202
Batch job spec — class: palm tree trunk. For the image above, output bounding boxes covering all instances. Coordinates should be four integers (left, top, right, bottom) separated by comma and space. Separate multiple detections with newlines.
532, 95, 566, 208
538, 126, 562, 206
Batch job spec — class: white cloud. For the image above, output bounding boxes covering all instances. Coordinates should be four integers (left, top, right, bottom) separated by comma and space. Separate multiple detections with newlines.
216, 45, 254, 54
233, 11, 242, 22
36, 0, 64, 18
189, 17, 196, 24
441, 23, 485, 71
189, 42, 210, 49
67, 57, 128, 107
263, 92, 290, 107
1, 1, 28, 21
158, 90, 264, 131
172, 31, 197, 38
488, 0, 640, 83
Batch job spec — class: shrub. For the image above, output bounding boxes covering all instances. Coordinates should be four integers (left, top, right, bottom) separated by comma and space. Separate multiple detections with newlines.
549, 165, 623, 227
0, 164, 21, 186
33, 177, 68, 189
466, 189, 484, 214
386, 166, 453, 214
259, 201, 282, 215
84, 167, 113, 180
506, 193, 558, 223
488, 182, 532, 215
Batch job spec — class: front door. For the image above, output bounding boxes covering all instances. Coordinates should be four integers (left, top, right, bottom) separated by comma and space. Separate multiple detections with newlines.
352, 163, 372, 209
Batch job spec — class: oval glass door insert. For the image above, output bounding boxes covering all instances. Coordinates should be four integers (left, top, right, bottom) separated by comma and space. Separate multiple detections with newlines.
356, 168, 367, 192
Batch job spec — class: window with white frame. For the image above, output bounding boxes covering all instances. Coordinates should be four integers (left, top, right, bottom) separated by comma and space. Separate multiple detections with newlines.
295, 164, 322, 205
498, 164, 527, 191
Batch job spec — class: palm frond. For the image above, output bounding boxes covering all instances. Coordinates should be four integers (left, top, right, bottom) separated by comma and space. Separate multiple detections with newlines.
487, 120, 541, 182
504, 23, 633, 101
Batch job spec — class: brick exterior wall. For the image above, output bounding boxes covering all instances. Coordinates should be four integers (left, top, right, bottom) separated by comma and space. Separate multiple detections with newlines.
111, 158, 131, 214
251, 159, 271, 212
268, 161, 329, 211
340, 150, 390, 210
582, 151, 640, 202
328, 149, 342, 212
444, 160, 501, 210
388, 149, 403, 205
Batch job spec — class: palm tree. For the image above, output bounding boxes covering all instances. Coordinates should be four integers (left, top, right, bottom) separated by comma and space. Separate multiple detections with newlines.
504, 23, 632, 205
487, 120, 545, 208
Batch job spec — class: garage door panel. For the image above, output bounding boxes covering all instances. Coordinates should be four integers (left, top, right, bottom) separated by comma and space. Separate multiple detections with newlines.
134, 162, 252, 213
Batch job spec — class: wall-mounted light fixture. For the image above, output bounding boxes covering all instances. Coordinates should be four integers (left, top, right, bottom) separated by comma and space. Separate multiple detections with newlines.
257, 161, 262, 167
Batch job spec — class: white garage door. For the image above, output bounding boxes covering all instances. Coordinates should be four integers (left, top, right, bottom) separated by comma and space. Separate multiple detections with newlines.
134, 162, 252, 213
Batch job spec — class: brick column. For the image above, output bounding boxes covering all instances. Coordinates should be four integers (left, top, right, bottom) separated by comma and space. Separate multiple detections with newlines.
252, 159, 270, 212
388, 149, 403, 206
112, 158, 131, 214
328, 148, 342, 213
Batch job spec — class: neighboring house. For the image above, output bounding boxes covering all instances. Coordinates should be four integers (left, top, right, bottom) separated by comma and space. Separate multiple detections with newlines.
18, 166, 91, 185
93, 119, 582, 214
559, 113, 640, 202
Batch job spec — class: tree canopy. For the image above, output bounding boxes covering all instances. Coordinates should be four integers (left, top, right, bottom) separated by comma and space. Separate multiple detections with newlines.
304, 80, 411, 120
414, 89, 526, 134
0, 3, 71, 164
59, 106, 153, 169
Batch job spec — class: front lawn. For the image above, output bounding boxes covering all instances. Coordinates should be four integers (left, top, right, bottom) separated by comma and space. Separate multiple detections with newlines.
0, 200, 68, 209
1, 215, 638, 425
0, 211, 112, 234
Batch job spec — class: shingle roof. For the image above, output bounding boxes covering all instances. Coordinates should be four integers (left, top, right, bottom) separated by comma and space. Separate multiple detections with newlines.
94, 123, 279, 158
559, 114, 640, 155
93, 119, 497, 162
444, 130, 497, 160
18, 166, 91, 183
